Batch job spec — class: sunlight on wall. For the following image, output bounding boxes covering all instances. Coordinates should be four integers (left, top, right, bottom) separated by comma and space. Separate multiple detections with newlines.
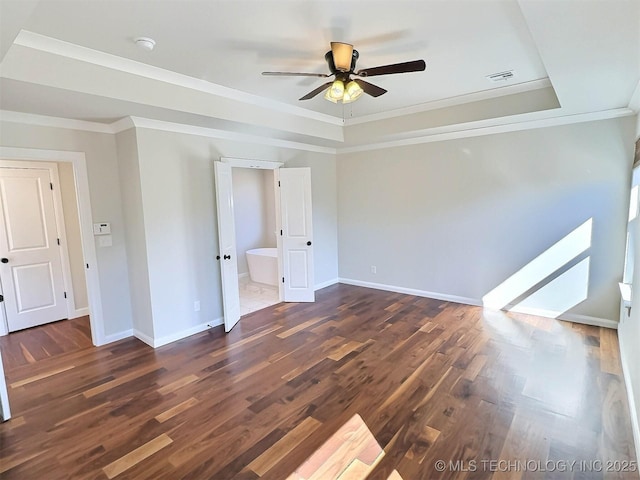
511, 257, 590, 317
482, 218, 593, 313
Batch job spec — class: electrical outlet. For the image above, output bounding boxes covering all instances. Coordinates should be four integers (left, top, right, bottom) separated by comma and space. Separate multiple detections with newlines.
194, 300, 200, 312
371, 266, 377, 274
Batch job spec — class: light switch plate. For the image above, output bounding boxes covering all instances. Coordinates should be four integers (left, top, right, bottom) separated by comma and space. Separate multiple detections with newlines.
93, 223, 111, 235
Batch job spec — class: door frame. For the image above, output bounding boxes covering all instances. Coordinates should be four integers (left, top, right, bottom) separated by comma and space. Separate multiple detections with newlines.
0, 147, 105, 346
0, 160, 77, 332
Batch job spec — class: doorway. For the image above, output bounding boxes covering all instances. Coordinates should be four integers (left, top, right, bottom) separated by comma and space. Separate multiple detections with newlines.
0, 147, 105, 346
0, 161, 87, 332
214, 158, 315, 332
231, 167, 280, 316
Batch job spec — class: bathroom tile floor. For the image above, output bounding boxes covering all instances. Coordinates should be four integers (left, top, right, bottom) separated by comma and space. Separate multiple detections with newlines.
239, 275, 280, 315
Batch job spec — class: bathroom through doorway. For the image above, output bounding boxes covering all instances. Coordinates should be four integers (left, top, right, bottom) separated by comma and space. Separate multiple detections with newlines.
231, 166, 280, 315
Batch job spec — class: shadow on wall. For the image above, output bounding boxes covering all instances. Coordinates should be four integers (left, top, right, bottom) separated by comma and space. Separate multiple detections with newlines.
482, 218, 593, 318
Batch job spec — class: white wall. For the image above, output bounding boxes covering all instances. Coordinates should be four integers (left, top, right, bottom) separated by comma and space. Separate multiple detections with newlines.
132, 128, 338, 342
232, 168, 276, 276
338, 117, 635, 323
57, 161, 88, 312
0, 121, 134, 338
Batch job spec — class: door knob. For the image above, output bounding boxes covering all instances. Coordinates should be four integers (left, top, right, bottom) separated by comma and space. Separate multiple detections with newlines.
216, 255, 221, 260
0, 258, 8, 263
306, 241, 312, 246
224, 254, 231, 260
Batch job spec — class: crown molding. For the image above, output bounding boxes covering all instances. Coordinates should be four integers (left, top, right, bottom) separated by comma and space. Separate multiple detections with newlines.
337, 108, 636, 154
2, 107, 634, 156
0, 109, 114, 133
129, 117, 337, 154
344, 78, 554, 126
13, 30, 344, 127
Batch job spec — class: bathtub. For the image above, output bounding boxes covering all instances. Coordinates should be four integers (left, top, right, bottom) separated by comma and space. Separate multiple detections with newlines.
246, 248, 278, 286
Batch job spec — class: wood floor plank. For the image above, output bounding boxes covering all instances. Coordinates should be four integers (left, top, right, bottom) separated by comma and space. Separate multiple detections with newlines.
0, 285, 636, 480
83, 364, 164, 398
102, 433, 173, 479
155, 397, 199, 423
249, 416, 322, 476
9, 364, 75, 388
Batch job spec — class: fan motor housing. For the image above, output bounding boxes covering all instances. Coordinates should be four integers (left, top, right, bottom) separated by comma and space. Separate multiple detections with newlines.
325, 49, 359, 74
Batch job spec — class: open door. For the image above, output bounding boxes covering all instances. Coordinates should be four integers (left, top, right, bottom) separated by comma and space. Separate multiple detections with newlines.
278, 168, 315, 302
214, 161, 241, 332
0, 348, 10, 421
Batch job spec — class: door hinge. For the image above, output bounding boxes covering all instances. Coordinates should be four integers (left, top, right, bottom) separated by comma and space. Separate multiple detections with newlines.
278, 181, 281, 187
86, 263, 89, 269
0, 294, 3, 302
280, 229, 283, 236
50, 182, 53, 190
282, 277, 285, 283
57, 238, 60, 245
64, 291, 67, 299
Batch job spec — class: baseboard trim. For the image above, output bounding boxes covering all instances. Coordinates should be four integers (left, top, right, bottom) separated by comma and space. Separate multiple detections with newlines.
134, 318, 224, 349
102, 329, 133, 345
133, 329, 154, 347
238, 272, 249, 280
619, 333, 640, 465
315, 278, 339, 291
557, 312, 618, 330
337, 278, 481, 306
70, 307, 90, 319
337, 278, 618, 329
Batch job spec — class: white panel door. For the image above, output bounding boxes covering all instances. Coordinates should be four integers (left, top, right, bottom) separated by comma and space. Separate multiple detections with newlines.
214, 161, 241, 332
279, 168, 314, 302
0, 168, 67, 331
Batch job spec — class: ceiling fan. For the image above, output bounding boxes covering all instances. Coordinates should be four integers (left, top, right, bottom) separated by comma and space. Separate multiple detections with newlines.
262, 42, 426, 104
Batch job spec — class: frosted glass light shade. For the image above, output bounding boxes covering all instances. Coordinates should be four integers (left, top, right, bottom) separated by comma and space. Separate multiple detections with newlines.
326, 80, 345, 101
343, 80, 363, 103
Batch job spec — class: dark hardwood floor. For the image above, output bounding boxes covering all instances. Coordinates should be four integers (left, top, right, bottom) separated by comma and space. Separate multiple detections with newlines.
0, 284, 637, 479
0, 316, 93, 370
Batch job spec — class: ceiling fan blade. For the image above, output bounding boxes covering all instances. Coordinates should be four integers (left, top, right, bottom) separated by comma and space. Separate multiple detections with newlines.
262, 71, 331, 78
299, 81, 333, 100
356, 59, 426, 77
354, 79, 387, 97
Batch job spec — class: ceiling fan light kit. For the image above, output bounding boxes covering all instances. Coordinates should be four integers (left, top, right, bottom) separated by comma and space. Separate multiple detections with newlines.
262, 42, 426, 104
324, 79, 364, 104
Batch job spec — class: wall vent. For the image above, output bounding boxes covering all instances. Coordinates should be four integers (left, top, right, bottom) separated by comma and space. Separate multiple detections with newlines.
486, 70, 516, 82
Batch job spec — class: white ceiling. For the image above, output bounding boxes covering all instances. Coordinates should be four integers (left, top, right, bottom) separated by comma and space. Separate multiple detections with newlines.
0, 0, 638, 147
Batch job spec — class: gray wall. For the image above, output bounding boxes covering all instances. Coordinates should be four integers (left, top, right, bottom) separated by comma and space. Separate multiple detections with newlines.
115, 128, 154, 339
337, 117, 635, 322
132, 128, 338, 340
0, 121, 134, 337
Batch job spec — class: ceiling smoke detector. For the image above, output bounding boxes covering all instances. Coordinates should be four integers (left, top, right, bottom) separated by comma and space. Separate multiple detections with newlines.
134, 37, 156, 51
486, 70, 515, 82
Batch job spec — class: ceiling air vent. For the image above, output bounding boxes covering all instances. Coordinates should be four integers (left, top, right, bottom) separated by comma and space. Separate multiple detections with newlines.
486, 70, 515, 82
